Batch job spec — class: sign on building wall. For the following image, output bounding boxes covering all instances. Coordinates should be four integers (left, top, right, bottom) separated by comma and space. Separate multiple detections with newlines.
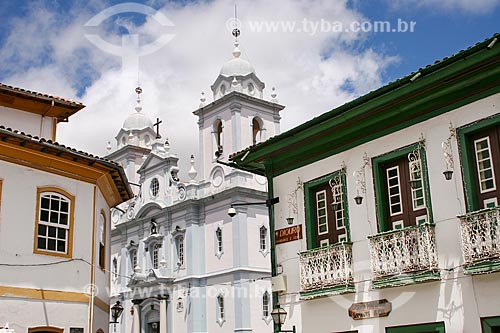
275, 225, 303, 244
348, 299, 392, 320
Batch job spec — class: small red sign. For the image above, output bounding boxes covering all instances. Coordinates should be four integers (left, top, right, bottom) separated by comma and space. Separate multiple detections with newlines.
275, 225, 303, 244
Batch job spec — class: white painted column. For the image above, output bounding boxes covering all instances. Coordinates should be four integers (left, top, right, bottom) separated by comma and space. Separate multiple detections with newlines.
132, 303, 141, 333
160, 298, 168, 333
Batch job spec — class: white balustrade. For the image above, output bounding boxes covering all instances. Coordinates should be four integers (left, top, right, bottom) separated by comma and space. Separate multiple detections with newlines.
458, 207, 500, 265
369, 223, 438, 280
299, 242, 353, 292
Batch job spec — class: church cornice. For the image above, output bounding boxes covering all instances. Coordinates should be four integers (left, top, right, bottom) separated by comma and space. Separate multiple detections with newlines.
192, 91, 284, 117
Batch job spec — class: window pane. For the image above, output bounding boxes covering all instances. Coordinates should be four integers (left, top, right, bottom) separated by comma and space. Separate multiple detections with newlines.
50, 211, 59, 223
41, 197, 50, 209
60, 213, 68, 225
38, 224, 47, 236
58, 228, 66, 239
48, 226, 57, 237
50, 197, 60, 210
60, 200, 69, 213
38, 237, 46, 249
57, 240, 66, 252
47, 239, 56, 251
40, 210, 49, 222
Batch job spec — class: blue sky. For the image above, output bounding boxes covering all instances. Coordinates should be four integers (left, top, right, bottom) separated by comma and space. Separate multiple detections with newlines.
0, 0, 498, 176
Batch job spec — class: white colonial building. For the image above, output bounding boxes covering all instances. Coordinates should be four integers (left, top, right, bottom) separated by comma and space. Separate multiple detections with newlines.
231, 34, 500, 333
0, 84, 132, 333
108, 36, 284, 333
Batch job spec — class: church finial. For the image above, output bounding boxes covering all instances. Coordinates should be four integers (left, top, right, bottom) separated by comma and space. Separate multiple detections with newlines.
231, 2, 241, 59
199, 91, 206, 107
135, 86, 143, 113
188, 154, 198, 182
232, 2, 240, 41
271, 87, 278, 103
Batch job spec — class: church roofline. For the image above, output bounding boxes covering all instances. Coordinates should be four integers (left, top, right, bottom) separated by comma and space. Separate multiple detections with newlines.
105, 144, 151, 160
210, 72, 265, 92
193, 91, 284, 116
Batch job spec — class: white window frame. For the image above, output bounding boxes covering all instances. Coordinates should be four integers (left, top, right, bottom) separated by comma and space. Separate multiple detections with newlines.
484, 197, 498, 208
150, 177, 160, 198
36, 191, 72, 256
474, 136, 497, 193
176, 236, 185, 269
316, 190, 329, 235
409, 158, 426, 211
152, 243, 160, 269
216, 293, 226, 327
262, 291, 272, 324
259, 225, 269, 256
215, 225, 224, 259
386, 166, 403, 216
416, 215, 428, 226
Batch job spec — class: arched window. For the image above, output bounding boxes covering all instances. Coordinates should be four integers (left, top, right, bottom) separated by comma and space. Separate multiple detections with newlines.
129, 249, 138, 271
29, 327, 64, 333
262, 291, 270, 318
150, 178, 160, 198
152, 243, 160, 269
34, 187, 74, 257
259, 226, 267, 252
215, 227, 224, 259
112, 257, 118, 281
216, 294, 225, 326
214, 119, 224, 158
177, 236, 184, 268
252, 117, 263, 145
98, 212, 106, 269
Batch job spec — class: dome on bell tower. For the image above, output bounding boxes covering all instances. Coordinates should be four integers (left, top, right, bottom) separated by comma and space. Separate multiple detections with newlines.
123, 87, 154, 131
219, 41, 255, 77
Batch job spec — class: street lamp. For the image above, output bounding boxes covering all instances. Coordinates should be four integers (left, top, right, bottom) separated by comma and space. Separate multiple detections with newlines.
271, 306, 296, 333
110, 300, 124, 324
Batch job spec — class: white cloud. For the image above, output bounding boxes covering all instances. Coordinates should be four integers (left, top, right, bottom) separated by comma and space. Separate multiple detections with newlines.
1, 0, 399, 180
388, 0, 500, 14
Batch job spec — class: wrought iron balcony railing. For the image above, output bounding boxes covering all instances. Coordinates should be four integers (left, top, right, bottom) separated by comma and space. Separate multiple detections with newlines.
299, 242, 353, 295
368, 223, 438, 282
458, 207, 500, 270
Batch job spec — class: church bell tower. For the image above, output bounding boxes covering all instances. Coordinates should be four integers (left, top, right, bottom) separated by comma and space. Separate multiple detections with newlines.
193, 28, 285, 190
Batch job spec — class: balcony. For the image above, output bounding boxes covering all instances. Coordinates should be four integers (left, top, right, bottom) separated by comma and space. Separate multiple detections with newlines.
458, 207, 500, 274
368, 223, 439, 288
298, 242, 354, 299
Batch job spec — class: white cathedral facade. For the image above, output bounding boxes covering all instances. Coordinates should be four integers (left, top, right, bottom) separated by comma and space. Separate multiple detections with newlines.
108, 38, 284, 333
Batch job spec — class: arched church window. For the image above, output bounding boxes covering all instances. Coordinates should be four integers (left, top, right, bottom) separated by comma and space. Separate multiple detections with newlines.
176, 236, 184, 268
214, 120, 224, 158
252, 117, 263, 145
144, 135, 151, 146
262, 291, 270, 318
220, 84, 226, 96
152, 243, 160, 269
112, 257, 118, 282
215, 226, 223, 258
129, 249, 137, 271
247, 83, 255, 95
150, 178, 160, 198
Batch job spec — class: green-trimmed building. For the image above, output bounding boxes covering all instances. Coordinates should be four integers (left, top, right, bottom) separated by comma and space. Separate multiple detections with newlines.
230, 33, 500, 333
